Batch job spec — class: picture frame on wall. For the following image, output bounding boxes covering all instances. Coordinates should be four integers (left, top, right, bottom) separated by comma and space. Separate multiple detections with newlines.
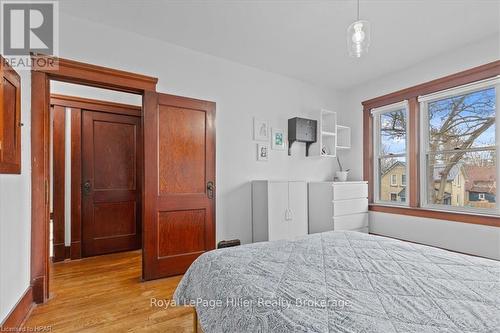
271, 128, 285, 150
257, 143, 269, 161
253, 118, 269, 141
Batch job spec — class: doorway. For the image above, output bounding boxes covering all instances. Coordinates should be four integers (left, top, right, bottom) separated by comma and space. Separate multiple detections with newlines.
31, 56, 216, 305
49, 91, 142, 261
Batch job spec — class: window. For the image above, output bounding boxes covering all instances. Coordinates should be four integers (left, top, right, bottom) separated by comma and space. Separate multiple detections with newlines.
364, 62, 500, 226
372, 101, 409, 205
420, 77, 499, 214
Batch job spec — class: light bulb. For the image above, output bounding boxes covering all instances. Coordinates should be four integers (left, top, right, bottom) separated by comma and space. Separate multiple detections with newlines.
352, 22, 365, 43
347, 20, 371, 58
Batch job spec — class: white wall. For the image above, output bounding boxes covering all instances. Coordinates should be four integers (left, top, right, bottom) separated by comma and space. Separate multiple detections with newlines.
0, 71, 32, 322
370, 212, 500, 260
55, 14, 341, 245
1, 13, 340, 323
339, 35, 500, 259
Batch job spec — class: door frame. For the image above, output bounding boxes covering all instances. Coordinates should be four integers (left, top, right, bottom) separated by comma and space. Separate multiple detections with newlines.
31, 54, 157, 304
49, 94, 143, 260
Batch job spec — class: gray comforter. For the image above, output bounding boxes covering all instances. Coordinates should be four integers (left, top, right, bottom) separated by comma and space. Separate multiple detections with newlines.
174, 231, 500, 332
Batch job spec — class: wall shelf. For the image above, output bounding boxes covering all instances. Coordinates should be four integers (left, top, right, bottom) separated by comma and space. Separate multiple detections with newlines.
309, 110, 351, 157
309, 109, 337, 158
336, 125, 351, 150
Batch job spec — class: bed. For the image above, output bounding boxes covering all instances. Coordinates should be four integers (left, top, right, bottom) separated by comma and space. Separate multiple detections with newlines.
174, 231, 500, 332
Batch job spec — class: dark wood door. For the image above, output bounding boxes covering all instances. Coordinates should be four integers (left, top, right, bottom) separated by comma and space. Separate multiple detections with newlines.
143, 92, 216, 280
82, 111, 142, 257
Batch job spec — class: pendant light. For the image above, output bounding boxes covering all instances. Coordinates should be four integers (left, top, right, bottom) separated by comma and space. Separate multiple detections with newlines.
347, 0, 370, 58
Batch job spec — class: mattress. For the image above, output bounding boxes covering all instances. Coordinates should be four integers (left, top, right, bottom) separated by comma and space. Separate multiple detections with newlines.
174, 231, 500, 332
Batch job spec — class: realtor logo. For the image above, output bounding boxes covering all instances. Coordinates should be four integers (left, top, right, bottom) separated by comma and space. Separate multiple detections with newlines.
1, 1, 58, 69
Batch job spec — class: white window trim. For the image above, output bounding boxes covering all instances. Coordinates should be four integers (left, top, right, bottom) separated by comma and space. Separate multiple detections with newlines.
390, 174, 397, 186
372, 100, 410, 206
419, 78, 500, 215
401, 174, 406, 186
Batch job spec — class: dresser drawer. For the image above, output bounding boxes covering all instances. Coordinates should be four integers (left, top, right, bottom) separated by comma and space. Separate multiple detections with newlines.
332, 198, 368, 216
333, 213, 368, 230
332, 183, 368, 200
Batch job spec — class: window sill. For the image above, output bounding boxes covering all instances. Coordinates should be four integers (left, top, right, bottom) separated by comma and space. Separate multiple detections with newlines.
369, 204, 500, 227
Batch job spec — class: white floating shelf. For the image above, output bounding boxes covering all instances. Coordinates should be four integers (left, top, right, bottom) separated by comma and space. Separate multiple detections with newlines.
336, 125, 351, 150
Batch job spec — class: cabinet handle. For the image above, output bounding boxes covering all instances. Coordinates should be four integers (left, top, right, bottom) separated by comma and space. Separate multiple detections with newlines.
285, 208, 293, 221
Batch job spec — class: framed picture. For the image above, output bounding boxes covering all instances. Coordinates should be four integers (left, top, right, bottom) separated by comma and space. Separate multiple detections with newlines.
253, 118, 269, 141
257, 143, 269, 161
271, 128, 285, 150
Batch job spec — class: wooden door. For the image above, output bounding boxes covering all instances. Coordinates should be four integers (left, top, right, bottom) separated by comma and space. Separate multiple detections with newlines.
82, 111, 142, 257
143, 92, 215, 280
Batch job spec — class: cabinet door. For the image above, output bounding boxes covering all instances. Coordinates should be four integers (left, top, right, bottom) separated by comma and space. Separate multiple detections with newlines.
268, 182, 289, 241
288, 182, 308, 238
0, 57, 21, 174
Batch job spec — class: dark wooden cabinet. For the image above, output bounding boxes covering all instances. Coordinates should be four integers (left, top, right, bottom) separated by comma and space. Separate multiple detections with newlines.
0, 56, 21, 174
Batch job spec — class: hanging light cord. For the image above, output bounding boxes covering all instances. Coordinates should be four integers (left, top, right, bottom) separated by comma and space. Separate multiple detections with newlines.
357, 0, 360, 21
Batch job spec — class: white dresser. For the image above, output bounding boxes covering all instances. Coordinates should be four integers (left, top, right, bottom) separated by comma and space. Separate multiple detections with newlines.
308, 181, 369, 233
252, 180, 308, 242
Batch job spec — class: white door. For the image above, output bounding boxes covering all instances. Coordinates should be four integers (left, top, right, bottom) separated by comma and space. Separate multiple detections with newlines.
268, 182, 289, 241
288, 181, 308, 238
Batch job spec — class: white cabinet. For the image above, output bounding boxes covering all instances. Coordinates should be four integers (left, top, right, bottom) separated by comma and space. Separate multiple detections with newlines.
252, 180, 308, 242
308, 181, 369, 234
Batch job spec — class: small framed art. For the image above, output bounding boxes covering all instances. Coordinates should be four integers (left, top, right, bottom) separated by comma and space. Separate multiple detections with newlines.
271, 128, 285, 150
253, 118, 269, 141
257, 143, 269, 161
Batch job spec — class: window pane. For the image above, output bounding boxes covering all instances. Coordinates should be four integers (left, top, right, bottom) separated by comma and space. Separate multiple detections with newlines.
379, 156, 406, 203
380, 109, 406, 155
426, 150, 496, 210
428, 87, 496, 151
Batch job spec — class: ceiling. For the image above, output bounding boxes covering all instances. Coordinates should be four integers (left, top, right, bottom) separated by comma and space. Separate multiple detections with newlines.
60, 0, 500, 90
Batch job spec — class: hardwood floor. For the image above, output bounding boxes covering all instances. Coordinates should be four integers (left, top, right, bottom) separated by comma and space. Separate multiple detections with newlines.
23, 250, 195, 332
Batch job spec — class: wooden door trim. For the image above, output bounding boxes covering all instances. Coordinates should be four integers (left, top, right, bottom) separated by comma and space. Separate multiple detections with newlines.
50, 94, 141, 117
31, 56, 157, 304
51, 105, 66, 262
32, 54, 157, 93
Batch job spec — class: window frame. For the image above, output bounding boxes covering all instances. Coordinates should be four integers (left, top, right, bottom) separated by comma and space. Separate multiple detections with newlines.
362, 61, 500, 228
419, 77, 500, 216
372, 100, 410, 207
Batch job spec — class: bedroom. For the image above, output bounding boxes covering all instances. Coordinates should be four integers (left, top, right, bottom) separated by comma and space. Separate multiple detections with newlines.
0, 0, 498, 332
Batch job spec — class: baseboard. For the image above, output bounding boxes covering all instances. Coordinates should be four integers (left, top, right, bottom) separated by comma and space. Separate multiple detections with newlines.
0, 287, 34, 329
31, 276, 46, 304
